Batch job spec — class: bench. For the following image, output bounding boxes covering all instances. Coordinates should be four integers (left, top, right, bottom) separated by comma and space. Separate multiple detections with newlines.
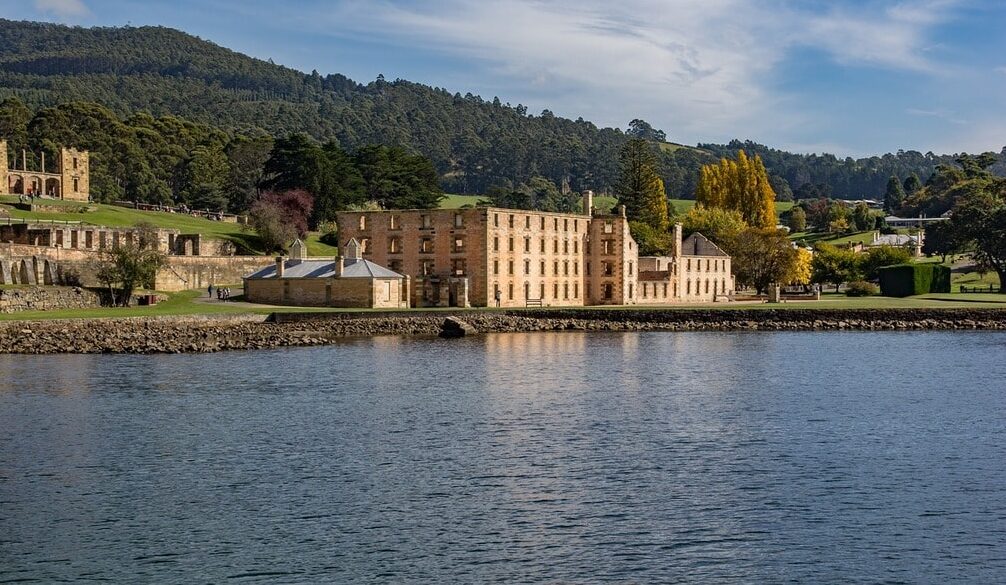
525, 298, 543, 307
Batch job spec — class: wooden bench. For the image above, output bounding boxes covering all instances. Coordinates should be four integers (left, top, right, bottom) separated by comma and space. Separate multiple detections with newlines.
525, 298, 543, 307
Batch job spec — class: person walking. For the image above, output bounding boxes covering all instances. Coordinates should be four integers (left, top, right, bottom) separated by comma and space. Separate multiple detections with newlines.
494, 288, 502, 308
208, 284, 214, 298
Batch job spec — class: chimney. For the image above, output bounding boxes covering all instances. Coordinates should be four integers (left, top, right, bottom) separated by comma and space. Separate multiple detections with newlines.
275, 256, 285, 277
334, 255, 345, 277
673, 222, 683, 258
619, 204, 627, 218
582, 190, 594, 216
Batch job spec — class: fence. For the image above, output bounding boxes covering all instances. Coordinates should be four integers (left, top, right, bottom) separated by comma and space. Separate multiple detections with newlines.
959, 284, 1002, 293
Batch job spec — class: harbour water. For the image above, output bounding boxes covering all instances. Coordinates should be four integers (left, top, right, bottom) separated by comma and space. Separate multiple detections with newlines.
1, 331, 1004, 583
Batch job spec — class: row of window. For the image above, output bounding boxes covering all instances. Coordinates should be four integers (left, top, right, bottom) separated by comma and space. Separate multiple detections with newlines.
357, 213, 464, 232
685, 258, 727, 273
494, 281, 582, 301
494, 213, 582, 233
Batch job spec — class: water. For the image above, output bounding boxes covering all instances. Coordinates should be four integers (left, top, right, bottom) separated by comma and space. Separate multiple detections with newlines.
1, 331, 1004, 583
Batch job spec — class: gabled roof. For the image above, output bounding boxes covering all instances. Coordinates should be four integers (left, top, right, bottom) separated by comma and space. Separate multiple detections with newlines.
244, 258, 402, 280
681, 233, 729, 257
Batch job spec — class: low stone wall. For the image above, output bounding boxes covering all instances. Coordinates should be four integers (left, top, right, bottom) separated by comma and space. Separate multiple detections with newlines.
0, 286, 102, 313
2, 307, 1006, 353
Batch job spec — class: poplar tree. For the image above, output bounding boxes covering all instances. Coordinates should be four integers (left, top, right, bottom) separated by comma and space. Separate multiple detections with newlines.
615, 138, 669, 230
695, 150, 776, 228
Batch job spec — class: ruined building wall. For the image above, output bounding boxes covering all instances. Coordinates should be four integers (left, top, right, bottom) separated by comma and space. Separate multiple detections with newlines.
0, 140, 8, 196
60, 148, 89, 202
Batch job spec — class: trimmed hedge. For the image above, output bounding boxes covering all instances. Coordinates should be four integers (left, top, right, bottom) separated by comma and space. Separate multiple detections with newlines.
878, 263, 951, 297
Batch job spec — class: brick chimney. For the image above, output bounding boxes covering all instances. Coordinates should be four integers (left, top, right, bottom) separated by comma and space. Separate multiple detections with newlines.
582, 190, 594, 216
334, 255, 344, 277
275, 256, 285, 277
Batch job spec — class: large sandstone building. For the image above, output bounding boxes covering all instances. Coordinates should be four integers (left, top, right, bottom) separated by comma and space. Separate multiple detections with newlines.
336, 195, 733, 308
1, 140, 90, 201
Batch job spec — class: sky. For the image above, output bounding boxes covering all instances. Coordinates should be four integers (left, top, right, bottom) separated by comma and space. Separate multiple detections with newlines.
3, 0, 1005, 157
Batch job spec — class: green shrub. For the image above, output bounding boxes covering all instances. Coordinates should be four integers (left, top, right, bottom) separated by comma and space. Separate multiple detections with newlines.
319, 231, 339, 247
846, 281, 878, 296
878, 263, 950, 296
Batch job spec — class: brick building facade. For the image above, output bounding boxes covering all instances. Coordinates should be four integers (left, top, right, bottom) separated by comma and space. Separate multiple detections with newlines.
1, 140, 90, 202
337, 196, 734, 308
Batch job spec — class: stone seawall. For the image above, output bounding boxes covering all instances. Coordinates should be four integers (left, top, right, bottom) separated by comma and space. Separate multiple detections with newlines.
0, 286, 102, 313
3, 307, 1006, 354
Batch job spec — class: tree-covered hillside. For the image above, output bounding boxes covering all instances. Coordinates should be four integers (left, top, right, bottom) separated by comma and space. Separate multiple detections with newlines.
1, 19, 1003, 200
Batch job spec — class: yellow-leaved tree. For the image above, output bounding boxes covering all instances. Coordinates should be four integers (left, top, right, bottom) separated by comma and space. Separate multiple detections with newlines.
695, 150, 776, 229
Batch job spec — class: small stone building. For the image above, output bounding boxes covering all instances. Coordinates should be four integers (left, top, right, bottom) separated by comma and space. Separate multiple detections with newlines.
243, 239, 409, 308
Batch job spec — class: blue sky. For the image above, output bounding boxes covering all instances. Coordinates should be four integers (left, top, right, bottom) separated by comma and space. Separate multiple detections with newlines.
3, 0, 1005, 157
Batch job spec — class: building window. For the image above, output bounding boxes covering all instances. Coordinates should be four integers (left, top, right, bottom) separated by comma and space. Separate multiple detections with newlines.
525, 216, 531, 229
421, 260, 435, 275
643, 283, 648, 297
563, 240, 568, 254
602, 240, 613, 254
508, 260, 514, 275
524, 259, 531, 275
629, 284, 633, 299
420, 238, 434, 253
493, 260, 499, 275
540, 282, 546, 299
421, 214, 432, 229
586, 262, 591, 276
628, 261, 633, 276
554, 261, 559, 276
524, 282, 530, 299
574, 219, 579, 232
603, 261, 613, 276
540, 260, 546, 275
454, 237, 465, 253
603, 283, 613, 300
389, 260, 403, 273
509, 214, 514, 228
564, 283, 569, 299
389, 237, 402, 254
525, 237, 531, 253
508, 282, 514, 300
73, 178, 79, 192
663, 283, 668, 297
494, 213, 499, 227
73, 157, 78, 170
554, 283, 559, 299
540, 239, 546, 253
455, 213, 464, 227
563, 261, 569, 276
604, 220, 613, 234
359, 216, 367, 230
508, 237, 514, 252
706, 259, 711, 271
705, 279, 710, 294
360, 238, 371, 254
390, 215, 400, 230
452, 259, 466, 275
554, 218, 559, 230
686, 280, 691, 295
574, 263, 579, 276
494, 237, 499, 252
574, 283, 579, 298
573, 240, 578, 254
563, 219, 568, 232
687, 259, 691, 271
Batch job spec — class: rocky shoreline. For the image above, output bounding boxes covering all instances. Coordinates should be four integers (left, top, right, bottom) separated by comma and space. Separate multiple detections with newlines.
2, 307, 1006, 354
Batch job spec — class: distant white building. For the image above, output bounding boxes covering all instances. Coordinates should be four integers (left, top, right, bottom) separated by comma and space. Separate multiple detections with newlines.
884, 215, 948, 228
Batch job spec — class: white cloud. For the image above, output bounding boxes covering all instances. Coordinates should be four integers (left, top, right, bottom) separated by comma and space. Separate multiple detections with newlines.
288, 0, 967, 153
34, 0, 89, 18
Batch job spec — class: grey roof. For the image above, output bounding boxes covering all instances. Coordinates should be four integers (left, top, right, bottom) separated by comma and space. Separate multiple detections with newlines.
245, 258, 402, 280
681, 233, 729, 257
871, 234, 919, 247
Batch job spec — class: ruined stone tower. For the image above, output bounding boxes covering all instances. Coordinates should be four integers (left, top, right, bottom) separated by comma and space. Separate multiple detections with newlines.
59, 147, 89, 202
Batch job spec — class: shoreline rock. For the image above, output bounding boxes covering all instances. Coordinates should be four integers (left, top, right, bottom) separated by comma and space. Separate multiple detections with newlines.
3, 308, 1006, 354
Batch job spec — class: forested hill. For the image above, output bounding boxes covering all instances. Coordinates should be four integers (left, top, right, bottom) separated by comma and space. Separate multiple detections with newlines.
1, 19, 1003, 199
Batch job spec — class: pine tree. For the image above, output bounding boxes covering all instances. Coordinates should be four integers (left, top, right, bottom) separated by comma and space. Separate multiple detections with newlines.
903, 173, 923, 196
615, 139, 669, 230
884, 175, 906, 213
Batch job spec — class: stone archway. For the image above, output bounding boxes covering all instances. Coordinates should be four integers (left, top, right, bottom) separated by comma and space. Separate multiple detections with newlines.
9, 174, 24, 195
44, 177, 61, 198
27, 176, 43, 196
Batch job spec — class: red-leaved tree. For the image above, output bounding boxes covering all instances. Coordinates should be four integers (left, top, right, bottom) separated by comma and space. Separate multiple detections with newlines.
249, 189, 314, 253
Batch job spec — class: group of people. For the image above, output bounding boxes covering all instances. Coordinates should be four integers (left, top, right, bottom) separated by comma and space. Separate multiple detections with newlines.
208, 284, 233, 301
